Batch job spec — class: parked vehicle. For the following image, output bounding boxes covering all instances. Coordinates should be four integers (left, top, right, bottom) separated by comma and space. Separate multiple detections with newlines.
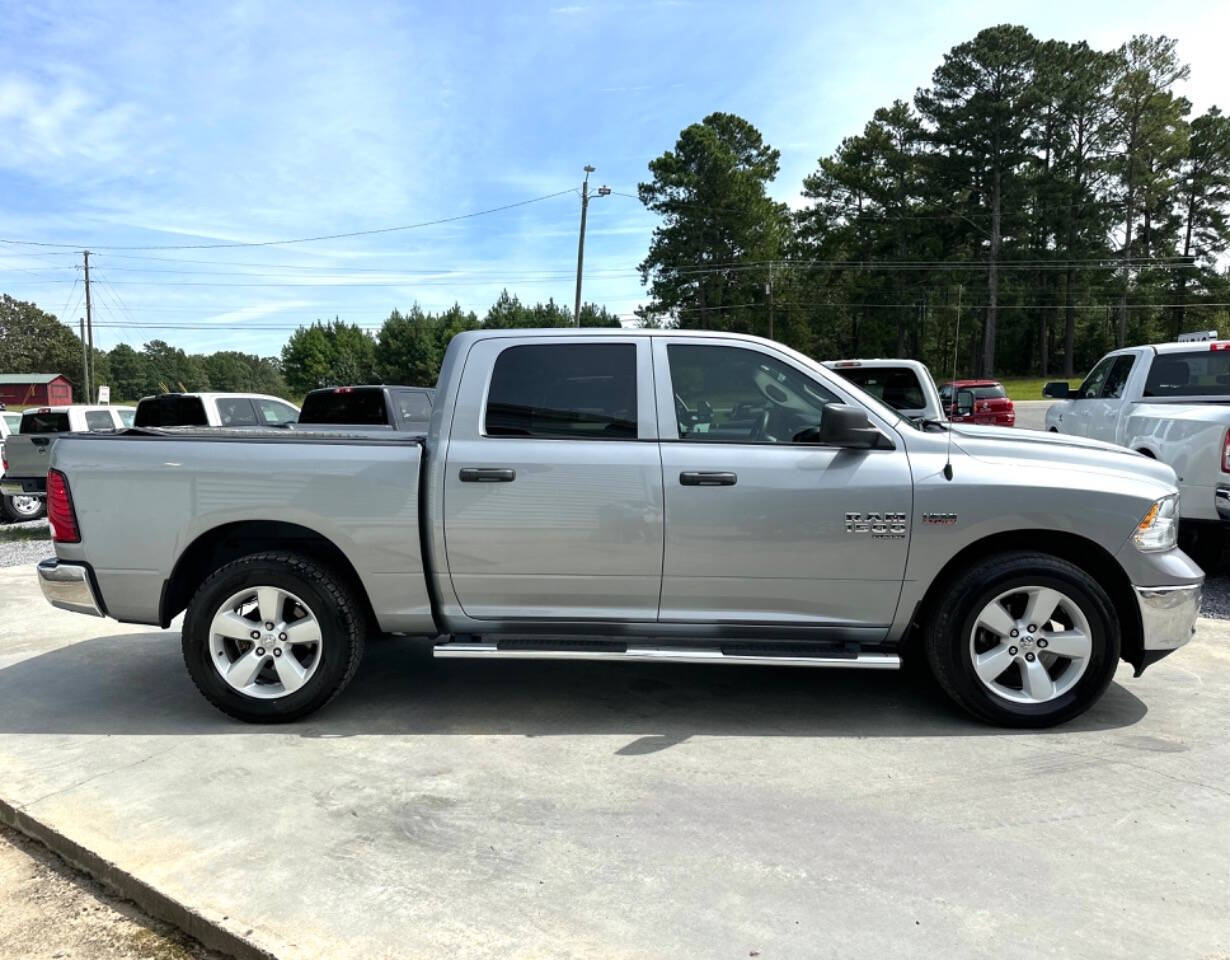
824, 359, 945, 423
940, 379, 1015, 426
0, 415, 44, 521
2, 412, 19, 434
134, 392, 299, 428
1044, 334, 1230, 569
36, 329, 1199, 728
1, 405, 134, 501
297, 385, 434, 430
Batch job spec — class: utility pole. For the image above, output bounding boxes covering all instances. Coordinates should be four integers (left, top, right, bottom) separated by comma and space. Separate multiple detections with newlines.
766, 261, 775, 341
572, 165, 610, 326
82, 250, 94, 399
80, 318, 90, 401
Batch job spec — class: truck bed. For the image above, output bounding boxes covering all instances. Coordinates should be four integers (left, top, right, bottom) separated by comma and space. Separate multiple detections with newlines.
49, 430, 435, 633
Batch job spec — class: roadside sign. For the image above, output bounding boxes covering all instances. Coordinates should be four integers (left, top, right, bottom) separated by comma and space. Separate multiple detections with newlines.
97, 385, 111, 404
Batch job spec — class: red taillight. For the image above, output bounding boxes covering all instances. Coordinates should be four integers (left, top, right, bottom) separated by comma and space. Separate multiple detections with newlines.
1223, 429, 1230, 473
47, 468, 80, 543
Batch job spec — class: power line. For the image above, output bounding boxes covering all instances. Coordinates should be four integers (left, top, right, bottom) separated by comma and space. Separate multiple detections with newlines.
0, 189, 577, 251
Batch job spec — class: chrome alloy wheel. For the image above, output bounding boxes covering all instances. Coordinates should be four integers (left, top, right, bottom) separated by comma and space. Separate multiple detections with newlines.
968, 585, 1092, 705
11, 495, 42, 518
208, 586, 323, 699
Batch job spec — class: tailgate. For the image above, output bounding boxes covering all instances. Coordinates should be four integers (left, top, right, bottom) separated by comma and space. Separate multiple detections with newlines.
0, 434, 52, 492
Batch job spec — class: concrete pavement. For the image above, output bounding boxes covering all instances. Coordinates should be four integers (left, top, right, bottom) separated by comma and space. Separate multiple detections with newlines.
1, 562, 1228, 959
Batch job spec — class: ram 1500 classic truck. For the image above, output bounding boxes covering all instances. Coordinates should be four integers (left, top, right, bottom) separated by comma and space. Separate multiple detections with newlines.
1044, 337, 1230, 569
35, 329, 1201, 727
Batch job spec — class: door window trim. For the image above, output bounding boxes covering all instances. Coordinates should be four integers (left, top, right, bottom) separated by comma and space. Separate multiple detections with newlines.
650, 336, 901, 448
476, 336, 659, 442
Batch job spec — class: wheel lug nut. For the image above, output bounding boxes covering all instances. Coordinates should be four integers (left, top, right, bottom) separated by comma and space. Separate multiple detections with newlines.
1009, 646, 1018, 656
273, 648, 282, 657
1027, 624, 1037, 633
1038, 638, 1048, 648
250, 630, 260, 640
1025, 652, 1036, 662
1010, 628, 1019, 638
264, 622, 274, 630
278, 632, 287, 642
255, 647, 265, 656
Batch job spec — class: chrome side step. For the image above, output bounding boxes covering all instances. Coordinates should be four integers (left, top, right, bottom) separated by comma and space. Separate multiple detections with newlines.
432, 642, 900, 670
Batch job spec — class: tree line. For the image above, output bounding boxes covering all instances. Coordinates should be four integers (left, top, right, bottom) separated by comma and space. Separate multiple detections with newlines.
0, 291, 618, 402
638, 25, 1230, 377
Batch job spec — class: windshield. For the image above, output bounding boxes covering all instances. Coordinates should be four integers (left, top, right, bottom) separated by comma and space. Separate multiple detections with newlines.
1144, 351, 1230, 397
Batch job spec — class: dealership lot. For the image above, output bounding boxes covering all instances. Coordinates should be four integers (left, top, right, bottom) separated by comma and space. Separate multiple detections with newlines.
1, 563, 1227, 959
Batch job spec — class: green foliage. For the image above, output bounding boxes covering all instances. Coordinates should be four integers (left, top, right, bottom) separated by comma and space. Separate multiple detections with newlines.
0, 294, 94, 397
281, 319, 378, 395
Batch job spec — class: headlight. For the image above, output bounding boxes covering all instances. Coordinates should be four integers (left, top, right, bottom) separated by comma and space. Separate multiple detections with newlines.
1133, 495, 1179, 552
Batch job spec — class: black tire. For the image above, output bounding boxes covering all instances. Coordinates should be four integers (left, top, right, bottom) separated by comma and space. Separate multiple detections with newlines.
182, 552, 366, 723
924, 551, 1120, 728
1, 493, 46, 522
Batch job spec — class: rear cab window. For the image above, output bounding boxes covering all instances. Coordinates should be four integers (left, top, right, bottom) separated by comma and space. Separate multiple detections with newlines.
84, 410, 117, 432
299, 388, 390, 425
1143, 350, 1230, 397
134, 396, 209, 427
831, 367, 926, 412
20, 411, 70, 433
485, 343, 637, 439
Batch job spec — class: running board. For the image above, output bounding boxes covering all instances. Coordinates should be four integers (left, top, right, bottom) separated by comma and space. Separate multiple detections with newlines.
432, 642, 900, 670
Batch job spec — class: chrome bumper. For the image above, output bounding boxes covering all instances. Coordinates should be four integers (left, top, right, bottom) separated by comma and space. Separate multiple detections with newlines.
37, 558, 104, 617
0, 480, 43, 497
1135, 583, 1200, 651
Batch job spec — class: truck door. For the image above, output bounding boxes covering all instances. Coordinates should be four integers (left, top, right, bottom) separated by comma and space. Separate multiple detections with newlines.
652, 338, 911, 635
1085, 354, 1137, 445
1059, 355, 1117, 438
442, 336, 663, 621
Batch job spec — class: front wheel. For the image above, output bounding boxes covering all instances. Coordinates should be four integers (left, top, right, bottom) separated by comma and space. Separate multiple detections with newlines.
1, 494, 46, 522
925, 552, 1120, 727
182, 552, 366, 723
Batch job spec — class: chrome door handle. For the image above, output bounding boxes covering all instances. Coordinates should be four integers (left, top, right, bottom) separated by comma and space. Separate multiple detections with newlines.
680, 471, 737, 486
459, 467, 516, 483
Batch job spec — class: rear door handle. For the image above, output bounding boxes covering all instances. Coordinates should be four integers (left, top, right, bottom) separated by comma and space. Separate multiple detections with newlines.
459, 467, 516, 483
680, 471, 737, 486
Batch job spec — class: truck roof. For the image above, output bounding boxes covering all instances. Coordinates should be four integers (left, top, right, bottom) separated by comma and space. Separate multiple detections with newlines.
23, 404, 134, 413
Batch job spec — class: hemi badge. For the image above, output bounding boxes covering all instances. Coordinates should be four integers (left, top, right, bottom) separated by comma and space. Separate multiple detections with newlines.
923, 513, 958, 525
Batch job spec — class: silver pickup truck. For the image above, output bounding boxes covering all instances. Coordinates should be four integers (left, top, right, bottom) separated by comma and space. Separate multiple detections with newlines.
36, 329, 1201, 727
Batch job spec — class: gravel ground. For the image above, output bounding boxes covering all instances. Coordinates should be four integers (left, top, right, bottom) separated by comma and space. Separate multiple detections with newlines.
0, 823, 227, 960
0, 519, 50, 568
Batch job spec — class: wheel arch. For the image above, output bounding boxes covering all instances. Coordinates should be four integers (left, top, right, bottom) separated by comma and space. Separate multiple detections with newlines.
160, 520, 377, 632
910, 529, 1144, 671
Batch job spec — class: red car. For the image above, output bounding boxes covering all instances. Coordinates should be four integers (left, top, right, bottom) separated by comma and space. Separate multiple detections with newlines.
939, 379, 1015, 426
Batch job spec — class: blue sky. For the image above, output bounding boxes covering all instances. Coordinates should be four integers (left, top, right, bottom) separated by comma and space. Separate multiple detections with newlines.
1, 0, 1226, 356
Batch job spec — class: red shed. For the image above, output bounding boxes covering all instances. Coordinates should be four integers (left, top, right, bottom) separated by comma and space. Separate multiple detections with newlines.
0, 374, 73, 407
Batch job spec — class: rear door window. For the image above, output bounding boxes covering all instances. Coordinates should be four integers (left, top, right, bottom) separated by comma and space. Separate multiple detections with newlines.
216, 397, 259, 427
485, 343, 637, 439
85, 410, 116, 431
20, 411, 70, 433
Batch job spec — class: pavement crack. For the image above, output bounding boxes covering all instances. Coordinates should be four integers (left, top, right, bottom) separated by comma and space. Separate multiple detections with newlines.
19, 747, 180, 811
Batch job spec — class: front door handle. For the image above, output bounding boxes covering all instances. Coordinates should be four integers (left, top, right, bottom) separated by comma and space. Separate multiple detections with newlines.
459, 467, 516, 483
680, 471, 737, 486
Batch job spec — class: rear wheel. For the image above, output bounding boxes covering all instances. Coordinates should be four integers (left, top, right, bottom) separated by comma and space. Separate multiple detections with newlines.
1, 494, 45, 522
182, 552, 365, 723
925, 552, 1120, 727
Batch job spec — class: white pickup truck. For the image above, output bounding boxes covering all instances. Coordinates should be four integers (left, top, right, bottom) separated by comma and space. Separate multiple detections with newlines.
823, 359, 946, 423
1044, 336, 1230, 568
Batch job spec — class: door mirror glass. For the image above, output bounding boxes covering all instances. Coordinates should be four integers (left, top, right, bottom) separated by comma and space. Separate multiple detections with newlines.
955, 390, 975, 417
1042, 381, 1071, 399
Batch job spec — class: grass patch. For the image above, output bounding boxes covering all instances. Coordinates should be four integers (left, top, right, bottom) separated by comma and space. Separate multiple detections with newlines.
998, 375, 1084, 402
0, 524, 50, 543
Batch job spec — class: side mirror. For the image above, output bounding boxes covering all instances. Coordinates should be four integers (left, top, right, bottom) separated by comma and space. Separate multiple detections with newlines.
1042, 381, 1071, 399
955, 389, 975, 417
811, 403, 888, 449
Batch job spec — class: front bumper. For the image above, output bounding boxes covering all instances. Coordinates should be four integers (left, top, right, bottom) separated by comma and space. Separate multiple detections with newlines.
1134, 582, 1199, 668
37, 558, 104, 617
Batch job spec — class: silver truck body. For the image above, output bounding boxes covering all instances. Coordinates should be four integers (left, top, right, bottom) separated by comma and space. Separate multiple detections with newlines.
42, 329, 1198, 687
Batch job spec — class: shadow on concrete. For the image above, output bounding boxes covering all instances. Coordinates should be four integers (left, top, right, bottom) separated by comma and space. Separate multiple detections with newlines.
0, 632, 1148, 744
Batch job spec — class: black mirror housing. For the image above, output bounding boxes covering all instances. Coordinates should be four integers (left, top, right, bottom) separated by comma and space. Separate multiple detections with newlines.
815, 403, 889, 449
1042, 381, 1071, 399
